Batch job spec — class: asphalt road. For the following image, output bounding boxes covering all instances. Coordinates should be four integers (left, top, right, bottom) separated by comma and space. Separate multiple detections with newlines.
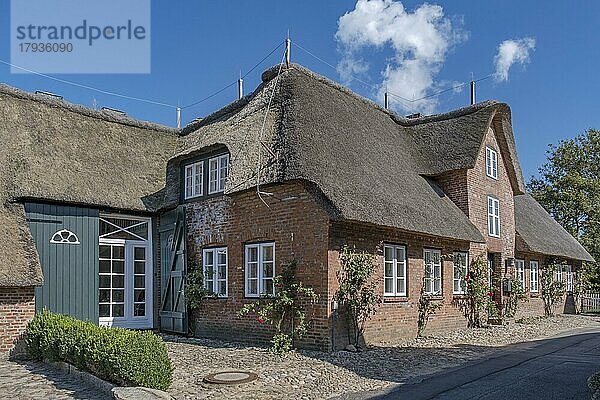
369, 327, 600, 400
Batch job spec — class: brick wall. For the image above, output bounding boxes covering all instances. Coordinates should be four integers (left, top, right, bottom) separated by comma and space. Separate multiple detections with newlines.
435, 169, 469, 216
185, 180, 331, 349
328, 221, 472, 347
466, 126, 516, 260
513, 251, 578, 318
0, 287, 35, 355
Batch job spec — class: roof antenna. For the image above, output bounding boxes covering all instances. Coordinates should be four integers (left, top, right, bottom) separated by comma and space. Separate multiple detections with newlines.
238, 69, 244, 100
384, 86, 389, 109
176, 106, 181, 129
470, 72, 476, 105
285, 30, 291, 67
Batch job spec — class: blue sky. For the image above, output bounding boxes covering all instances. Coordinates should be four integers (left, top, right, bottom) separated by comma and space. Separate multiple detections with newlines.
1, 1, 598, 182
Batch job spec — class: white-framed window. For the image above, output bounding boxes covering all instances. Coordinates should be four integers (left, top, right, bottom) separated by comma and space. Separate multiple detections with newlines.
208, 154, 229, 194
50, 229, 80, 244
565, 265, 573, 292
453, 251, 468, 295
515, 259, 526, 290
384, 244, 407, 296
98, 214, 153, 329
203, 247, 228, 297
556, 265, 564, 283
184, 161, 203, 199
245, 242, 275, 297
486, 146, 498, 179
487, 196, 500, 237
424, 248, 442, 295
530, 260, 539, 293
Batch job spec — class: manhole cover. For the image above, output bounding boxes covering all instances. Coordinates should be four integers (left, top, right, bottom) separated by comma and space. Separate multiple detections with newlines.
203, 371, 259, 385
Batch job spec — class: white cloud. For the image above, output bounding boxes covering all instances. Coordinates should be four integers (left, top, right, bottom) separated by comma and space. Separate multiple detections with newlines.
335, 0, 467, 114
493, 37, 536, 82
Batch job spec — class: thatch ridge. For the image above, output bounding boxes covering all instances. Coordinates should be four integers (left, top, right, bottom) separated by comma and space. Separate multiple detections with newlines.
0, 83, 178, 134
262, 63, 501, 127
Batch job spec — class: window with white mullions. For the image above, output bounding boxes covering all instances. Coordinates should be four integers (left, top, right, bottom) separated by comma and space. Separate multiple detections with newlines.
424, 248, 442, 295
133, 246, 146, 317
245, 243, 275, 297
208, 154, 229, 194
203, 247, 228, 297
556, 265, 564, 283
530, 261, 540, 292
453, 251, 468, 295
515, 259, 526, 290
487, 196, 500, 237
184, 161, 203, 199
565, 265, 573, 292
384, 245, 406, 296
486, 146, 498, 179
99, 244, 125, 318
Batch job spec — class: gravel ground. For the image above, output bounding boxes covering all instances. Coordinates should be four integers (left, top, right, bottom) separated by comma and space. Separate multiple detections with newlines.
165, 314, 600, 400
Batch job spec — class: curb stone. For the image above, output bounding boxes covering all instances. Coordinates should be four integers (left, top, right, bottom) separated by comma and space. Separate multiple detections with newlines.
47, 361, 173, 399
49, 361, 115, 394
112, 386, 174, 399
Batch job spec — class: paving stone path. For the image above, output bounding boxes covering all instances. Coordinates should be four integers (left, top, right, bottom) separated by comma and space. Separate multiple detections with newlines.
0, 360, 105, 399
165, 315, 600, 400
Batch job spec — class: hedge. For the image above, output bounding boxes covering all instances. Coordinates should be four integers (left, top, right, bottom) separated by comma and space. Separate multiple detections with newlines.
26, 310, 173, 390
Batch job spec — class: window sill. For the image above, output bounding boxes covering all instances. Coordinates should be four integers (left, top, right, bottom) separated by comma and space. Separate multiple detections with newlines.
423, 294, 444, 300
383, 296, 409, 303
452, 293, 468, 299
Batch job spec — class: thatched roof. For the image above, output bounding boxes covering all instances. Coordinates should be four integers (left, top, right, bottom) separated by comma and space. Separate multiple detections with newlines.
0, 84, 179, 286
514, 194, 594, 262
177, 64, 504, 243
1, 63, 569, 287
0, 203, 43, 286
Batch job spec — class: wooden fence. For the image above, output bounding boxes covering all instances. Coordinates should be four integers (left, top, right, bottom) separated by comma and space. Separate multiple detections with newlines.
581, 292, 600, 313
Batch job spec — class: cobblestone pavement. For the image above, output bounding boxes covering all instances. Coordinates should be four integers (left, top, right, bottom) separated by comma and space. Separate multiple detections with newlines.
165, 315, 600, 400
0, 360, 106, 399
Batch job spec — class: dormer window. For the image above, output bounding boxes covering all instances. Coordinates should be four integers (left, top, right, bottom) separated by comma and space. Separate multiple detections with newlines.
486, 147, 498, 179
184, 161, 203, 199
208, 154, 229, 194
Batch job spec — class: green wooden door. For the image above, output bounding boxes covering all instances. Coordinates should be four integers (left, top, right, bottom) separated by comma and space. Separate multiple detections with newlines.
159, 206, 188, 334
25, 202, 99, 323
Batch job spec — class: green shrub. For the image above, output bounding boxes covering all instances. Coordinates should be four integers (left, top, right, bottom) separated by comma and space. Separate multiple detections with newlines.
26, 310, 172, 390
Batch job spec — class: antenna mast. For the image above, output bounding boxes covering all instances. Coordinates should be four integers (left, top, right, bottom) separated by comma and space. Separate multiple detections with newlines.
285, 31, 291, 67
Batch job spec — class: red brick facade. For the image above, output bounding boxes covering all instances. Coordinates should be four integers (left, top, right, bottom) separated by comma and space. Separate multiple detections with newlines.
185, 181, 331, 349
186, 124, 572, 350
0, 287, 35, 355
328, 221, 472, 346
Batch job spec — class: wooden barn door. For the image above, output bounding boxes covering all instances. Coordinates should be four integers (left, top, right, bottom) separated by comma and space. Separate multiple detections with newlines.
159, 206, 188, 334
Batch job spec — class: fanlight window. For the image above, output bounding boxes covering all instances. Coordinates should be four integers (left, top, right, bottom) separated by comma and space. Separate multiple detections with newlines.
50, 229, 80, 244
100, 217, 149, 241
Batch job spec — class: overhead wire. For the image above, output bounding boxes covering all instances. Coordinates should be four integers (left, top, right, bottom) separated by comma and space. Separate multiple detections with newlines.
182, 41, 285, 110
0, 40, 286, 116
0, 59, 177, 108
